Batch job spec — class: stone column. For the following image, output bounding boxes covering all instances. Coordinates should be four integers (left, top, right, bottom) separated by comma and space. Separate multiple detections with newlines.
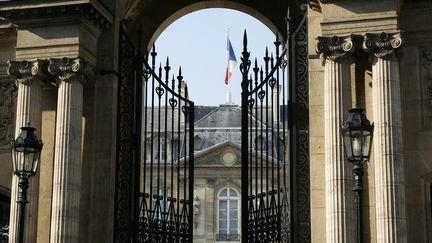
7, 60, 45, 243
48, 57, 85, 243
316, 35, 356, 243
363, 32, 407, 243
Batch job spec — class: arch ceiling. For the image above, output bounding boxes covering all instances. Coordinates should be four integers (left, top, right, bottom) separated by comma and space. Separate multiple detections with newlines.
124, 0, 307, 50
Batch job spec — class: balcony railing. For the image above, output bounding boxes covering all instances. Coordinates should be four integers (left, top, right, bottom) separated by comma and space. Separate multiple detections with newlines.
216, 234, 240, 241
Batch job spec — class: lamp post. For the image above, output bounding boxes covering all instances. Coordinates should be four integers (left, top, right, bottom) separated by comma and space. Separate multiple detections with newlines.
10, 124, 43, 243
342, 107, 374, 243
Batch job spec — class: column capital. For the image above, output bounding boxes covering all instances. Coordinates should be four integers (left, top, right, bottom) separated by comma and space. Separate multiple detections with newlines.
363, 32, 403, 59
48, 57, 91, 84
316, 35, 356, 64
7, 60, 46, 86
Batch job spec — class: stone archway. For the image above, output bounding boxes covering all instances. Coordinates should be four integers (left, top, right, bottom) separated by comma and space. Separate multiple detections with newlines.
123, 0, 306, 50
114, 1, 310, 242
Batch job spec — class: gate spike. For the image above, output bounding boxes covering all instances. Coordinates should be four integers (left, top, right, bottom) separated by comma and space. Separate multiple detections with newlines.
260, 66, 263, 82
151, 43, 157, 67
177, 67, 183, 82
165, 57, 171, 82
159, 63, 163, 78
253, 58, 259, 73
243, 29, 248, 49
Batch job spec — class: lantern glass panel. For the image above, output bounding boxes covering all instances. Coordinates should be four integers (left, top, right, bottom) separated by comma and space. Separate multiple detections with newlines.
343, 132, 353, 159
362, 134, 372, 158
24, 152, 34, 172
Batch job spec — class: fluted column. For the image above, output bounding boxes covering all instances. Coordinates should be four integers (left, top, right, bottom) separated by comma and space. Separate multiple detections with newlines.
7, 60, 45, 243
48, 58, 85, 243
363, 32, 407, 243
316, 35, 356, 243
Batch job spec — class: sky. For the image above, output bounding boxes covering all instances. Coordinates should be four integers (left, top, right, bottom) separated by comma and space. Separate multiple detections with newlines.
155, 8, 277, 106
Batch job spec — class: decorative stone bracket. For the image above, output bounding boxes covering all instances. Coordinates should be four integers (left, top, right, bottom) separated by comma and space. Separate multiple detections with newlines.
192, 196, 200, 227
363, 32, 403, 59
316, 35, 356, 65
48, 57, 93, 85
7, 60, 47, 86
316, 32, 403, 65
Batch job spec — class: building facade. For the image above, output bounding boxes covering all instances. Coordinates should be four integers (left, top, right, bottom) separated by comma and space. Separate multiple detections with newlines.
0, 0, 431, 243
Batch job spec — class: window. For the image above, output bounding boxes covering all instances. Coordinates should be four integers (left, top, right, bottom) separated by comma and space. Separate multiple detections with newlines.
194, 135, 202, 151
153, 139, 167, 160
254, 136, 266, 152
217, 188, 239, 241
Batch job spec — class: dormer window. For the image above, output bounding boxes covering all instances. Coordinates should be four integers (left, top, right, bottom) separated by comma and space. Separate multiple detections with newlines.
154, 141, 167, 160
254, 135, 267, 152
194, 135, 203, 151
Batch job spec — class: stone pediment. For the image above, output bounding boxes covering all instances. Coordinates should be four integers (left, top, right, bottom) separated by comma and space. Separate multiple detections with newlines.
193, 140, 241, 168
189, 140, 279, 168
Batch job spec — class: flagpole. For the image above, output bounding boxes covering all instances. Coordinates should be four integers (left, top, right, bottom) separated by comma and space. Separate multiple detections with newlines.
226, 29, 233, 104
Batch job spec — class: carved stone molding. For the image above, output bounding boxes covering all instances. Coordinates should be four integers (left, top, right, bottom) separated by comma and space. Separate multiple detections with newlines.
7, 60, 46, 86
420, 49, 432, 127
308, 0, 322, 12
0, 77, 16, 148
316, 35, 355, 64
0, 1, 113, 31
363, 32, 403, 59
48, 57, 93, 84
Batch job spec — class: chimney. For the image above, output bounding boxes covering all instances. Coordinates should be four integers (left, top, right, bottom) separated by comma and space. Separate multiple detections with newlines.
272, 84, 281, 123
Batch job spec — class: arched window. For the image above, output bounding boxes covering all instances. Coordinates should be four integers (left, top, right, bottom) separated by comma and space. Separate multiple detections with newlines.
254, 135, 266, 152
194, 135, 202, 151
153, 138, 167, 160
0, 192, 10, 240
217, 188, 239, 241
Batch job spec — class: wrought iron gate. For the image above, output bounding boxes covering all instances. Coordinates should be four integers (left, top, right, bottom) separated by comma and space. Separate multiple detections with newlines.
115, 21, 194, 243
240, 6, 309, 243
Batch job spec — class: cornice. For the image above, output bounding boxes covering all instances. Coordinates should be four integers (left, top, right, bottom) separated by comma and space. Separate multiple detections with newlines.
0, 0, 113, 30
363, 32, 403, 59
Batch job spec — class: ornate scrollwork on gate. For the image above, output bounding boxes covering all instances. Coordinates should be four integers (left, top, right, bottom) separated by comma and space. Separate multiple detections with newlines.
241, 4, 309, 243
115, 21, 194, 243
0, 223, 8, 243
241, 27, 291, 242
293, 5, 310, 243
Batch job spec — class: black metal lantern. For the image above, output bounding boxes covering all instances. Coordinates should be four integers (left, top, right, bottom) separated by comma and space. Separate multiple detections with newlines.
10, 124, 43, 243
11, 125, 43, 178
342, 107, 374, 243
342, 107, 374, 163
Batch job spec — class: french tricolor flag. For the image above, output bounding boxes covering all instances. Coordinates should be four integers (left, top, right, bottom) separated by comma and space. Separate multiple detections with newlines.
224, 38, 237, 85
